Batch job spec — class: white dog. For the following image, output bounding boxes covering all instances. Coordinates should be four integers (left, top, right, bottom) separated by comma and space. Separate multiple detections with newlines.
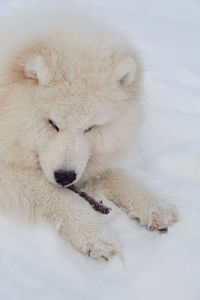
0, 1, 177, 260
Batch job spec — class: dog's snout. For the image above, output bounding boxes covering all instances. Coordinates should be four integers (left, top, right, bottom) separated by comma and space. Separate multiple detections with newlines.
54, 170, 77, 186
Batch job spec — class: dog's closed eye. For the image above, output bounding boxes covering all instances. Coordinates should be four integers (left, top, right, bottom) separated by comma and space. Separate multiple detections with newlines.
84, 125, 96, 134
49, 119, 59, 132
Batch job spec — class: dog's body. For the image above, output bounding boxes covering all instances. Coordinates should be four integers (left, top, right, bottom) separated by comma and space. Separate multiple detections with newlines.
0, 2, 177, 259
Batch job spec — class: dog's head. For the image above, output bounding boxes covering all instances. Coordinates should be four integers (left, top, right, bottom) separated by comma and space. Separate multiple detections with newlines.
0, 33, 142, 187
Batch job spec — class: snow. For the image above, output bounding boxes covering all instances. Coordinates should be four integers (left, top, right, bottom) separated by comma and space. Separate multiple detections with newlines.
0, 0, 200, 299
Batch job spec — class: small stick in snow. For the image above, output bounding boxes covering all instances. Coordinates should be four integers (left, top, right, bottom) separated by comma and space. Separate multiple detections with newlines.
68, 185, 111, 215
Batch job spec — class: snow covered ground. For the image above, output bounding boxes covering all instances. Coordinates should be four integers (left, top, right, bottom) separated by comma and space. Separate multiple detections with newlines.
0, 0, 200, 299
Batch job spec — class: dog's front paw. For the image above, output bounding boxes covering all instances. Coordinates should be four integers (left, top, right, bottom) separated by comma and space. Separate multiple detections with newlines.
139, 205, 178, 231
86, 240, 117, 261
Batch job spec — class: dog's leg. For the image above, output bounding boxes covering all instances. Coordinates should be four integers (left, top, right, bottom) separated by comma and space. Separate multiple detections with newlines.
83, 169, 178, 230
0, 168, 117, 260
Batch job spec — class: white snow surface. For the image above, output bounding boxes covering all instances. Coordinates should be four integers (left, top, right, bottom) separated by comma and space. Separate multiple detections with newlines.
0, 0, 200, 299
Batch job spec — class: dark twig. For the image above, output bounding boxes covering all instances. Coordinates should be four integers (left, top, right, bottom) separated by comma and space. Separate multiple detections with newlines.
68, 185, 111, 215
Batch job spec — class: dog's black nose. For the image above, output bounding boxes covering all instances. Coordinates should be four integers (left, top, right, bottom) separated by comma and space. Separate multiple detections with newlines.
54, 170, 77, 186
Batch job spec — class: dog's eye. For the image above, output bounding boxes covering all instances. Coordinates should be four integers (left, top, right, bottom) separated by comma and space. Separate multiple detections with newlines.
84, 125, 96, 133
49, 119, 59, 132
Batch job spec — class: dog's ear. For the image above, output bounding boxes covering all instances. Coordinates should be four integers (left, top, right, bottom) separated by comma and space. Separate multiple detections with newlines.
114, 56, 137, 86
25, 55, 52, 86
7, 44, 53, 86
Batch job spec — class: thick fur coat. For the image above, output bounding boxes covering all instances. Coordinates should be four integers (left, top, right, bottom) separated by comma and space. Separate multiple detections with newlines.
0, 1, 177, 259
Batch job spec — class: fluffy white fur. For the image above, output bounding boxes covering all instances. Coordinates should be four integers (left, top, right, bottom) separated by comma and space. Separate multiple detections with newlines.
0, 1, 178, 260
